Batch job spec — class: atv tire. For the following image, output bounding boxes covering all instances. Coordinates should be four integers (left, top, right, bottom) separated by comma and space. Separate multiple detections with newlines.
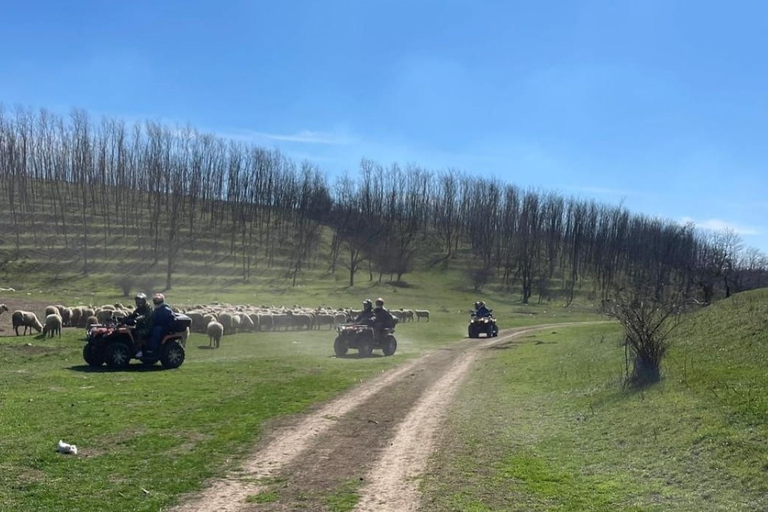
160, 340, 185, 369
83, 343, 105, 367
105, 342, 131, 369
382, 335, 397, 356
358, 342, 374, 358
334, 336, 348, 357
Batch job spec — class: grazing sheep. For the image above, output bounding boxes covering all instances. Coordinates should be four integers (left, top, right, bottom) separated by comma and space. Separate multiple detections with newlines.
239, 314, 255, 332
257, 313, 274, 331
96, 308, 115, 324
0, 304, 8, 316
45, 305, 59, 317
43, 314, 62, 338
11, 311, 44, 335
180, 327, 190, 348
315, 313, 335, 330
231, 314, 242, 333
69, 307, 82, 328
186, 312, 207, 333
207, 321, 224, 348
60, 307, 72, 327
218, 312, 233, 335
85, 315, 99, 328
415, 309, 430, 322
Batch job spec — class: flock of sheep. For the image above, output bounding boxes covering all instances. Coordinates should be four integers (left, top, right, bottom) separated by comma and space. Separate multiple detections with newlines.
0, 302, 431, 348
181, 303, 430, 348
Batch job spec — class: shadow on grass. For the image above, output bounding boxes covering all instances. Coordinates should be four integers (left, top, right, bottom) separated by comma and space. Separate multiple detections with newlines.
329, 353, 385, 360
67, 363, 167, 373
197, 345, 217, 350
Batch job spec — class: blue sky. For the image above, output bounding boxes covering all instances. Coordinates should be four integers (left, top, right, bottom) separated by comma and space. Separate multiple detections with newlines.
2, 0, 767, 252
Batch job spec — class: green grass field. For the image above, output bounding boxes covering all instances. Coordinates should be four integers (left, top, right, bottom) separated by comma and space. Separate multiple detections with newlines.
421, 289, 768, 511
0, 271, 599, 512
2, 258, 765, 511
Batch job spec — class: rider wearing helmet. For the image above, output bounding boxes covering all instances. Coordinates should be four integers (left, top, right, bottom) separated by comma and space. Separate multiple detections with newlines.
125, 293, 151, 321
474, 301, 491, 318
136, 293, 174, 358
372, 297, 396, 329
354, 299, 376, 325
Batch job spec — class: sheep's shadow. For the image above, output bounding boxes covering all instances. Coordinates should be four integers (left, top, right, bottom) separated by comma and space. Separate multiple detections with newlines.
67, 364, 167, 373
197, 345, 217, 350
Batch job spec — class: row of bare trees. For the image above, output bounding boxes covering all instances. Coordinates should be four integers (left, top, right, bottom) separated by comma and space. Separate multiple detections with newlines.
0, 105, 766, 300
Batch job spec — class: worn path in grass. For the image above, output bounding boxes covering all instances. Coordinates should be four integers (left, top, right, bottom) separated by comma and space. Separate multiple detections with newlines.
172, 322, 593, 512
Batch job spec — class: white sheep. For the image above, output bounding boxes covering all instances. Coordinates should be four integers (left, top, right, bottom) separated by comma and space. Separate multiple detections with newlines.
43, 314, 62, 338
11, 310, 44, 335
415, 310, 430, 322
207, 321, 224, 348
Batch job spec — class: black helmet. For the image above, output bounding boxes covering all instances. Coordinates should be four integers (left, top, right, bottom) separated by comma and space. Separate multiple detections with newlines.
362, 299, 372, 311
474, 302, 480, 309
135, 293, 147, 308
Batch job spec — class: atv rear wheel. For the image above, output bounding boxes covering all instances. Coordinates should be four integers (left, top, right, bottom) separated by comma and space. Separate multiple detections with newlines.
160, 340, 185, 369
105, 342, 131, 369
382, 335, 397, 356
468, 327, 477, 339
83, 343, 105, 367
358, 342, 373, 358
334, 336, 348, 357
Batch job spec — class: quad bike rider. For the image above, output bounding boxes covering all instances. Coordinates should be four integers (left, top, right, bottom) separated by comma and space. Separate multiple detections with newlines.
83, 292, 189, 369
334, 298, 398, 357
468, 300, 499, 338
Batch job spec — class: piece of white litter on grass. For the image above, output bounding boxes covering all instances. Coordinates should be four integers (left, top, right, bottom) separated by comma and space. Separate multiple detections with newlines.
57, 439, 78, 455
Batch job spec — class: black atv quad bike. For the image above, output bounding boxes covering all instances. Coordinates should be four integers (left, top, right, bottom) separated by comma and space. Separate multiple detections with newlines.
468, 313, 498, 338
334, 322, 398, 358
84, 314, 191, 369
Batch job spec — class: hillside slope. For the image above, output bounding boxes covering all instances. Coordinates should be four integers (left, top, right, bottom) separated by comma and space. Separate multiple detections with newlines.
421, 289, 768, 511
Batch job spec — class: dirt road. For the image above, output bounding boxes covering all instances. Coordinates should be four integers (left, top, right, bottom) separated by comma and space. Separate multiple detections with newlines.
171, 324, 575, 512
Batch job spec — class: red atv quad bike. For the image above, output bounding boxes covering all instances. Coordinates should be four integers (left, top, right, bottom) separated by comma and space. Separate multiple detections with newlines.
84, 314, 191, 369
334, 323, 398, 358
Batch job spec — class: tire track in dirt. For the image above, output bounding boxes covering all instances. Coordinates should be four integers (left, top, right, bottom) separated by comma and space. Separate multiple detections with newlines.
171, 355, 428, 512
173, 323, 593, 512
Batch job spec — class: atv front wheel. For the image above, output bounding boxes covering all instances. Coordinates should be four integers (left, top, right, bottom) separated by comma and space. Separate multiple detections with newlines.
83, 343, 105, 367
358, 342, 373, 358
105, 342, 131, 369
160, 340, 185, 369
334, 336, 348, 357
382, 335, 397, 356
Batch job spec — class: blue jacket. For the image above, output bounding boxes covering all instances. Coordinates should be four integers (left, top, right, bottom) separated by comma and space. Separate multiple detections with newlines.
151, 304, 175, 331
474, 306, 491, 318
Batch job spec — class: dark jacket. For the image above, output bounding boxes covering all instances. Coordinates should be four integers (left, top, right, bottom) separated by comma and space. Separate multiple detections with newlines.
474, 305, 491, 318
355, 309, 376, 325
151, 304, 175, 332
373, 307, 396, 329
125, 303, 151, 323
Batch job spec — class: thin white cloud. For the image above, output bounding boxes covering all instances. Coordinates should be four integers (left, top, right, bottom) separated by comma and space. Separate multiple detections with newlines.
229, 130, 357, 145
680, 217, 761, 236
567, 185, 632, 197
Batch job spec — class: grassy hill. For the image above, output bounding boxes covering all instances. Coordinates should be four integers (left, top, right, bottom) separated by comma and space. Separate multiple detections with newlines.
421, 288, 768, 511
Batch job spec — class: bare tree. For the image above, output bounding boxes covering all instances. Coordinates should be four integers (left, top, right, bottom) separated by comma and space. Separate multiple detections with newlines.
602, 285, 685, 387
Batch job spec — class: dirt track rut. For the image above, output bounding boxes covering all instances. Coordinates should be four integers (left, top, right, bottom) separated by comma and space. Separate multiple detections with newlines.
172, 324, 573, 512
